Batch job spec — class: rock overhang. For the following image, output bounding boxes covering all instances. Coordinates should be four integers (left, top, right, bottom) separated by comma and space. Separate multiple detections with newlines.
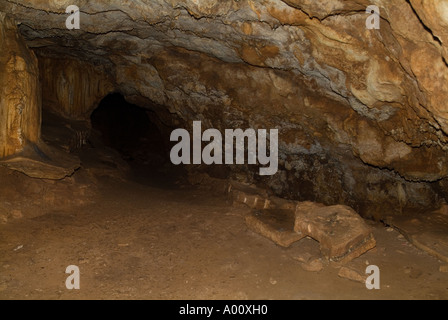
1, 0, 448, 217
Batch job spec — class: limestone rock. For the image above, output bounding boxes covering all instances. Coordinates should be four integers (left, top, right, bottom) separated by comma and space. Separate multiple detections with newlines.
39, 57, 114, 120
1, 1, 448, 216
230, 181, 271, 210
41, 109, 91, 152
232, 183, 305, 247
0, 142, 80, 180
294, 202, 376, 264
295, 254, 325, 273
232, 183, 375, 264
245, 209, 305, 248
0, 13, 40, 158
338, 266, 367, 284
0, 14, 82, 179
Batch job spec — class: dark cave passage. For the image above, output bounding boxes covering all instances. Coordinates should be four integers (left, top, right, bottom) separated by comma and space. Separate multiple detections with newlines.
90, 93, 168, 166
89, 93, 185, 187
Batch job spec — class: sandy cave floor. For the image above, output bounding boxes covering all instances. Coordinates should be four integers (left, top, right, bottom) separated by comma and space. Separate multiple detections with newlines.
0, 159, 448, 300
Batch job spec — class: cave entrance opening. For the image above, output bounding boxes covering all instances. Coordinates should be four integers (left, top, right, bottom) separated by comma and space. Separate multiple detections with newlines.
90, 93, 180, 187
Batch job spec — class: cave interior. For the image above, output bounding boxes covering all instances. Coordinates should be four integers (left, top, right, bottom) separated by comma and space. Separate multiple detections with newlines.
1, 1, 448, 300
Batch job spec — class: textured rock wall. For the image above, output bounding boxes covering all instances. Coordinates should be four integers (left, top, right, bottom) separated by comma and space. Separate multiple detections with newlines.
0, 13, 40, 158
1, 0, 448, 216
39, 57, 114, 120
147, 47, 441, 217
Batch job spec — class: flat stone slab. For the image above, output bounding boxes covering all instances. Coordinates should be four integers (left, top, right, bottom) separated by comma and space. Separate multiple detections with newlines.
246, 209, 305, 247
385, 207, 448, 263
232, 184, 376, 264
229, 181, 271, 210
0, 142, 80, 180
229, 181, 296, 210
294, 202, 376, 265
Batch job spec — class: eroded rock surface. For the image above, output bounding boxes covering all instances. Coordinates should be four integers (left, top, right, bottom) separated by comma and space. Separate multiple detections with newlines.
294, 202, 376, 265
0, 12, 80, 179
231, 182, 375, 265
385, 206, 448, 263
0, 13, 40, 158
1, 1, 448, 216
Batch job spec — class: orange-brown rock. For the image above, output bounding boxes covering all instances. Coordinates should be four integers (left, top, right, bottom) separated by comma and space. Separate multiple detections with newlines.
0, 14, 80, 179
230, 183, 375, 264
39, 57, 114, 120
1, 0, 448, 215
0, 13, 40, 158
294, 202, 376, 265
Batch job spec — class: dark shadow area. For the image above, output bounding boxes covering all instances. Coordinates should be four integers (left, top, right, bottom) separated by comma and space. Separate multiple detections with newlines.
91, 93, 167, 165
90, 93, 183, 188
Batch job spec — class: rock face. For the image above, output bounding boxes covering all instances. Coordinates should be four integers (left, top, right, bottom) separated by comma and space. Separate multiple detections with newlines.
39, 57, 114, 120
0, 14, 80, 179
0, 13, 40, 158
1, 1, 448, 216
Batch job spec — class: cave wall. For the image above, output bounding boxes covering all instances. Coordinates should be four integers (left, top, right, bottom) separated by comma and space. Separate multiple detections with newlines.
0, 13, 40, 158
1, 1, 448, 217
39, 57, 114, 120
147, 47, 442, 217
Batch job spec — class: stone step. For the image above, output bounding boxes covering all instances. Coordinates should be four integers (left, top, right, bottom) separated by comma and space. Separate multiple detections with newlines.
230, 183, 376, 265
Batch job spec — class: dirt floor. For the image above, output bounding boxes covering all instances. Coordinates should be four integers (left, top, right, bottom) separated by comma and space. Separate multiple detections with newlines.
1, 146, 448, 300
